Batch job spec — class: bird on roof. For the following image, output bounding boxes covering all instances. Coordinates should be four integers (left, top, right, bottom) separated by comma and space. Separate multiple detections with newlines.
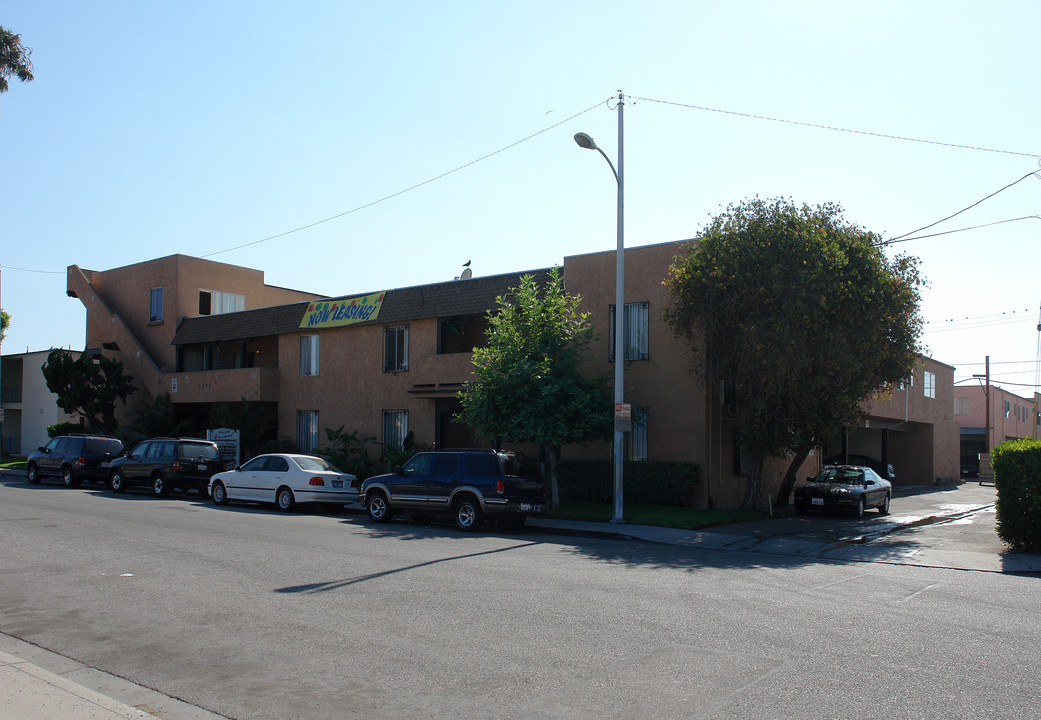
463, 260, 471, 267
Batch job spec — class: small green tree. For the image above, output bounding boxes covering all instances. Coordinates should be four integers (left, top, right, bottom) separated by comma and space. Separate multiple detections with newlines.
41, 349, 137, 435
0, 308, 9, 343
458, 267, 612, 507
664, 197, 923, 509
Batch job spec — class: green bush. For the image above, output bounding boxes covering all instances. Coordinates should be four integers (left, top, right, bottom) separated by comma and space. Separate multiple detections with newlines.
992, 438, 1041, 553
557, 459, 701, 507
47, 422, 85, 438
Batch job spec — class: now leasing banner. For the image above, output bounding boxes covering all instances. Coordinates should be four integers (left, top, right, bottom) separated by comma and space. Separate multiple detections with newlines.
299, 292, 386, 329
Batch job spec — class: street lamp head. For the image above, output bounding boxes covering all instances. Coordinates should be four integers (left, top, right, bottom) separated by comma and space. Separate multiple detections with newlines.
573, 132, 598, 150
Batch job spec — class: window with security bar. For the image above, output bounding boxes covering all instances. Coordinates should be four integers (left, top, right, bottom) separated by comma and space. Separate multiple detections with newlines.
624, 405, 648, 461
609, 302, 649, 361
383, 410, 409, 451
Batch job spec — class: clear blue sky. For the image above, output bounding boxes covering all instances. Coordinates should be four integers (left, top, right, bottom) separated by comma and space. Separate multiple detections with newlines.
2, 1, 1039, 395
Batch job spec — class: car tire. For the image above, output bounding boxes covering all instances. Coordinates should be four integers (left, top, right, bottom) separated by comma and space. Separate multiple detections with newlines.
878, 492, 891, 515
27, 463, 40, 484
152, 473, 168, 497
211, 481, 229, 506
62, 465, 81, 488
109, 470, 127, 493
454, 495, 482, 531
854, 497, 866, 519
366, 492, 393, 523
276, 487, 295, 512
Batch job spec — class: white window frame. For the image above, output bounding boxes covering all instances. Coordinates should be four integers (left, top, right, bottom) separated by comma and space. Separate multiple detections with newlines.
923, 370, 936, 399
384, 325, 409, 373
297, 410, 319, 453
199, 289, 245, 316
953, 397, 969, 416
299, 335, 319, 376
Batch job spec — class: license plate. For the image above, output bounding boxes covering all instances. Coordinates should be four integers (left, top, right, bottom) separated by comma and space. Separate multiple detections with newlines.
197, 464, 207, 471
101, 461, 110, 468
520, 503, 532, 511
812, 498, 824, 506
332, 480, 343, 488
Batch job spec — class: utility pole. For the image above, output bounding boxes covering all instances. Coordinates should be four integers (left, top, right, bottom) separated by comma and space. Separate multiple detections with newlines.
984, 355, 991, 453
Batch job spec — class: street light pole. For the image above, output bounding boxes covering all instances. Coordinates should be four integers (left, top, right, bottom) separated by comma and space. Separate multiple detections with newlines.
575, 91, 625, 524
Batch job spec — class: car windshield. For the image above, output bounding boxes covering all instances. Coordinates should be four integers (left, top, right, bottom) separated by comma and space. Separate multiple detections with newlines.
811, 467, 863, 485
294, 456, 338, 472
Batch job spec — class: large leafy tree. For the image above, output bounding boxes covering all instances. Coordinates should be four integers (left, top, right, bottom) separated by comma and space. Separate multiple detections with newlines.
664, 197, 923, 509
41, 349, 137, 435
458, 267, 611, 506
1, 26, 34, 95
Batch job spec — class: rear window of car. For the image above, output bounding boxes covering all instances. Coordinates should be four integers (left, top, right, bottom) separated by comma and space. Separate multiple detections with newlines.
85, 438, 123, 455
465, 453, 500, 479
181, 442, 221, 460
294, 456, 337, 472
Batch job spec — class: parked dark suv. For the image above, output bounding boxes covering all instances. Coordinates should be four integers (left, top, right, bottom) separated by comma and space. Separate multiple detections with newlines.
108, 437, 228, 497
26, 435, 125, 487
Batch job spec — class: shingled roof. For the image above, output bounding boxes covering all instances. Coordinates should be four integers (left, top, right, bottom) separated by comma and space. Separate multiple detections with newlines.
171, 268, 553, 346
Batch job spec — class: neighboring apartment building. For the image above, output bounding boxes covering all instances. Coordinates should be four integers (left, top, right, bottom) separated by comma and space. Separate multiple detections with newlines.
826, 359, 960, 486
1, 349, 83, 455
67, 244, 961, 507
953, 384, 1040, 471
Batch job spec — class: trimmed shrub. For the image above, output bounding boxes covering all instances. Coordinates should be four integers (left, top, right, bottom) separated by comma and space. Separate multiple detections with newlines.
992, 438, 1041, 553
557, 459, 701, 507
47, 422, 85, 438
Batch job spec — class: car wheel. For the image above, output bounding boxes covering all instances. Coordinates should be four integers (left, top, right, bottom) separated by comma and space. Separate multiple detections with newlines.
109, 470, 127, 493
62, 465, 81, 488
211, 481, 229, 506
366, 492, 393, 523
454, 496, 482, 531
276, 487, 295, 512
854, 497, 866, 519
878, 492, 891, 515
152, 473, 168, 497
27, 463, 40, 484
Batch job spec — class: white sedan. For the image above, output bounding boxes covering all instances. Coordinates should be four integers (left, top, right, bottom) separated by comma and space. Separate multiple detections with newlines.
208, 454, 358, 512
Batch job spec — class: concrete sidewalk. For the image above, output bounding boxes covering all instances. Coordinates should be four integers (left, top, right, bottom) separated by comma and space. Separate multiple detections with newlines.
531, 481, 1041, 574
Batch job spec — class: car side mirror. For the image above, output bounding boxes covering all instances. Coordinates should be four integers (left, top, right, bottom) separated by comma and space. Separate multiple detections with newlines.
394, 465, 405, 476
38, 446, 47, 453
865, 479, 875, 486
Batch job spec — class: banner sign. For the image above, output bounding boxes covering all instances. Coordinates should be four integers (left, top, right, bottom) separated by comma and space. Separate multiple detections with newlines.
299, 292, 385, 330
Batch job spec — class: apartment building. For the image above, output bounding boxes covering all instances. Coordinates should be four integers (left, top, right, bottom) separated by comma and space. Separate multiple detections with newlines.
66, 243, 960, 507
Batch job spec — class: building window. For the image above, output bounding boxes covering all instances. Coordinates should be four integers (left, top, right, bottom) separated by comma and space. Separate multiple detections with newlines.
923, 371, 936, 399
297, 410, 319, 452
199, 290, 245, 316
383, 410, 409, 451
384, 325, 409, 373
609, 302, 649, 361
954, 397, 969, 416
1004, 400, 1010, 419
624, 405, 648, 461
149, 287, 164, 322
299, 335, 319, 376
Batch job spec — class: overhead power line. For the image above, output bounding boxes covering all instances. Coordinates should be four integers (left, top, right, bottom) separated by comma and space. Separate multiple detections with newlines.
631, 96, 1040, 159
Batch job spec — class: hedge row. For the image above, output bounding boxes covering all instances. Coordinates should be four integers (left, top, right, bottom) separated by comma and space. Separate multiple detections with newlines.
556, 459, 701, 507
991, 438, 1041, 553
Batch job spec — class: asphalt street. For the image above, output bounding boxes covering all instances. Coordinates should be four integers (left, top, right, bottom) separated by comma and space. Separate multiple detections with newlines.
1, 471, 1039, 720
